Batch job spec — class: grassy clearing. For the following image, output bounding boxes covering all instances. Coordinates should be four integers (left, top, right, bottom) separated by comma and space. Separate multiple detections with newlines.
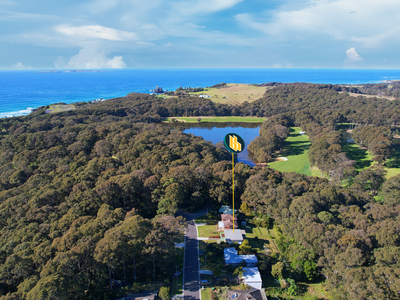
201, 288, 213, 300
245, 226, 280, 255
172, 273, 183, 295
342, 141, 400, 179
162, 116, 266, 123
46, 104, 76, 114
266, 282, 331, 300
386, 168, 400, 178
385, 141, 400, 178
198, 225, 220, 238
192, 83, 269, 104
342, 143, 374, 171
268, 127, 316, 176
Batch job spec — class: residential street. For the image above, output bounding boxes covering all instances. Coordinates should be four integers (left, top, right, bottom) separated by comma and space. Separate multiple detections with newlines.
178, 209, 208, 300
183, 220, 200, 300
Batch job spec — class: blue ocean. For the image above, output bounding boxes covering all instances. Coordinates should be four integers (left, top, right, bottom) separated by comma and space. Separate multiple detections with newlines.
1, 68, 400, 118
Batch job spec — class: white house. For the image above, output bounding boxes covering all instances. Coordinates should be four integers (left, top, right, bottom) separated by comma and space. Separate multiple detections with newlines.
242, 267, 262, 290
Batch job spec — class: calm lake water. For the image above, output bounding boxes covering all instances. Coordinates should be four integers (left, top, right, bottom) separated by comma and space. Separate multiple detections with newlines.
161, 122, 261, 166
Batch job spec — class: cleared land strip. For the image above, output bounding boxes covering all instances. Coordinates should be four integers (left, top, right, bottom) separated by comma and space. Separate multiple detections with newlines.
339, 91, 396, 101
222, 94, 240, 105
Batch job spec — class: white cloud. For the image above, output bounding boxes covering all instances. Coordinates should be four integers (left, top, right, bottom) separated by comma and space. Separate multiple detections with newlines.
272, 62, 294, 68
13, 62, 31, 69
137, 41, 156, 46
55, 25, 137, 41
173, 0, 243, 16
65, 47, 126, 69
236, 0, 400, 48
185, 22, 206, 28
346, 47, 362, 61
84, 0, 120, 14
0, 9, 61, 21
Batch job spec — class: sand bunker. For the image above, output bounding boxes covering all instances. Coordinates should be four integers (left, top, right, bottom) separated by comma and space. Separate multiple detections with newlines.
276, 157, 288, 161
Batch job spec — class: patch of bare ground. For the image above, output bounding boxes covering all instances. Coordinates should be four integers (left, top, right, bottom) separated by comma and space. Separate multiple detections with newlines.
276, 157, 288, 161
339, 91, 396, 101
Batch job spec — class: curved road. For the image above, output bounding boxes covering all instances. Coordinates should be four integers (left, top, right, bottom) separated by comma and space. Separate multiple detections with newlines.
178, 209, 208, 300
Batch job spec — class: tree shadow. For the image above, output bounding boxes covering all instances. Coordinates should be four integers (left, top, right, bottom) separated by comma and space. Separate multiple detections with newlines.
386, 142, 400, 168
282, 141, 310, 156
342, 143, 372, 169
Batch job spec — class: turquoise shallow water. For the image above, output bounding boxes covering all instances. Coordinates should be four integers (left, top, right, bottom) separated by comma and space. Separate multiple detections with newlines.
1, 68, 400, 117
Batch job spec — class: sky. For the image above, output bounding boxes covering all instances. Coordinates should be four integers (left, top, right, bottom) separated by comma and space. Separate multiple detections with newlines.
1, 0, 400, 69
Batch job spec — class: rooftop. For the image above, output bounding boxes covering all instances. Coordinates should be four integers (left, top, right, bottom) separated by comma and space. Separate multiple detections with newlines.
242, 267, 262, 282
227, 289, 267, 300
224, 229, 244, 241
224, 248, 258, 265
219, 206, 237, 215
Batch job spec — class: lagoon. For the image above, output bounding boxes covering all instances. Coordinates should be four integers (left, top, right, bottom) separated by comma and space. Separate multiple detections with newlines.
162, 122, 260, 166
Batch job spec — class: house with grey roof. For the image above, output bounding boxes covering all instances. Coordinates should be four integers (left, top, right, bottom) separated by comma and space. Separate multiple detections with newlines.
224, 229, 245, 244
227, 289, 268, 300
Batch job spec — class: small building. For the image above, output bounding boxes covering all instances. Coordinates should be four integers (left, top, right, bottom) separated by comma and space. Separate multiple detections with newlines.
224, 229, 244, 244
224, 248, 258, 266
242, 268, 263, 290
199, 94, 211, 98
299, 131, 306, 135
227, 289, 268, 300
218, 221, 225, 231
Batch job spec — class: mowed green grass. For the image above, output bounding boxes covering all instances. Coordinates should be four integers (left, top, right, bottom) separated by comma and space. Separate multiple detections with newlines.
342, 141, 400, 179
268, 127, 316, 176
245, 227, 280, 255
162, 116, 266, 123
201, 288, 213, 300
197, 225, 220, 238
342, 143, 374, 171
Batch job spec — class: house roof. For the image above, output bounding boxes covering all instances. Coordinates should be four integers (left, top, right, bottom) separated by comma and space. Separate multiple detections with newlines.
222, 214, 237, 221
224, 248, 258, 265
219, 206, 237, 214
224, 247, 240, 264
224, 230, 244, 241
117, 291, 157, 300
242, 268, 262, 283
227, 289, 266, 300
222, 214, 238, 229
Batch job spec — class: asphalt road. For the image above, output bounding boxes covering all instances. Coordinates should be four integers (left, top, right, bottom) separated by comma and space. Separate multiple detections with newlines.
179, 209, 208, 300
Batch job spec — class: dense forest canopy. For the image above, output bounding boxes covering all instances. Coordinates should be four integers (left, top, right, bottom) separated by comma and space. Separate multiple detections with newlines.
1, 82, 400, 299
